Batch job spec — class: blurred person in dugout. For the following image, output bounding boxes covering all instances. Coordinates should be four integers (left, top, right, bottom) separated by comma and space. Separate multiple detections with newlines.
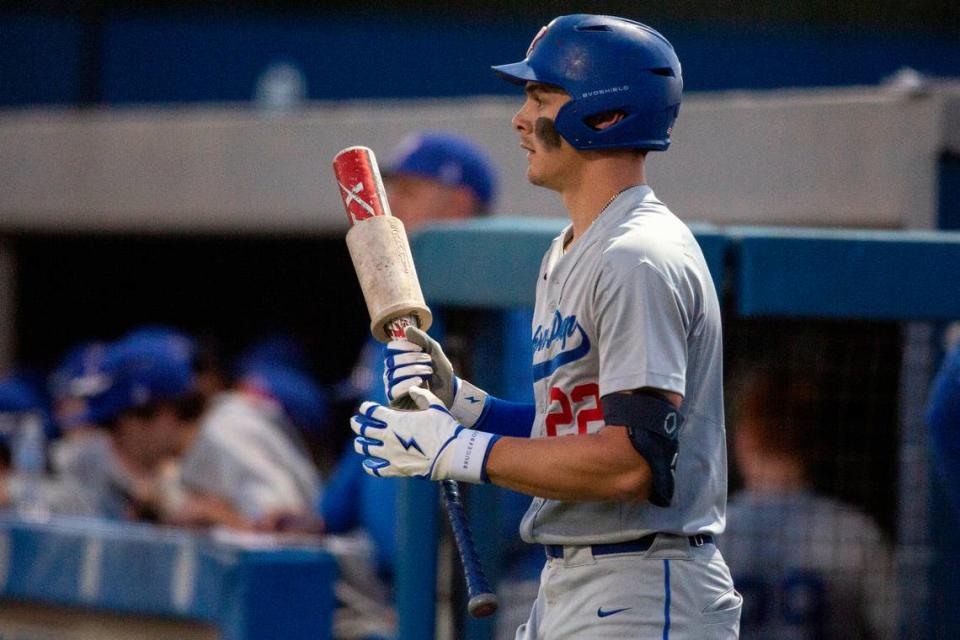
65, 328, 321, 527
234, 332, 336, 473
721, 364, 896, 640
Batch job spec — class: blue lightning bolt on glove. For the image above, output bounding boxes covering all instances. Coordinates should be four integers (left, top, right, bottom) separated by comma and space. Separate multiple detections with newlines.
351, 386, 500, 483
383, 326, 489, 427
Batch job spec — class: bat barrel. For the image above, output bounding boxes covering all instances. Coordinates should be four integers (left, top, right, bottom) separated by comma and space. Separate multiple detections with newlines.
345, 217, 433, 342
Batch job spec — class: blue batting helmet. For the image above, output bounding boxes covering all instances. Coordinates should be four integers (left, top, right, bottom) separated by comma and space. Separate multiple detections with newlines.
492, 14, 682, 151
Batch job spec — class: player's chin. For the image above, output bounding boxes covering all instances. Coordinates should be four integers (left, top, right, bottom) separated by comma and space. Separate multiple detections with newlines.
527, 169, 558, 191
526, 165, 546, 187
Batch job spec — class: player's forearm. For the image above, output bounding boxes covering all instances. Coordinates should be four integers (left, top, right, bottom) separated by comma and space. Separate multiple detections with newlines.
484, 426, 652, 502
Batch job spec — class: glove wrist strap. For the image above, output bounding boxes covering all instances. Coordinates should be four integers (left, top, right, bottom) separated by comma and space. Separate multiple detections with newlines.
451, 378, 489, 427
446, 430, 500, 483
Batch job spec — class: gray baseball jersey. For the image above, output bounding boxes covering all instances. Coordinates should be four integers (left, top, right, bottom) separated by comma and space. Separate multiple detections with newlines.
520, 185, 727, 544
179, 392, 321, 519
721, 490, 896, 639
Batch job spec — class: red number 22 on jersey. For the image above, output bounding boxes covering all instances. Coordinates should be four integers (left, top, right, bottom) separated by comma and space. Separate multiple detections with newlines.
545, 383, 603, 436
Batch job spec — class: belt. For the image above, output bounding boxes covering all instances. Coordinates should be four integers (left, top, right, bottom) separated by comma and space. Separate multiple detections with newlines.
544, 533, 714, 559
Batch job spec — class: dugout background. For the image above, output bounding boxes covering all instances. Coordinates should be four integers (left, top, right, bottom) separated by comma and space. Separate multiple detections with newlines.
1, 1, 960, 639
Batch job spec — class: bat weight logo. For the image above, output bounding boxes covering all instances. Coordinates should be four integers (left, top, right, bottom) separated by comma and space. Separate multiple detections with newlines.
338, 180, 376, 223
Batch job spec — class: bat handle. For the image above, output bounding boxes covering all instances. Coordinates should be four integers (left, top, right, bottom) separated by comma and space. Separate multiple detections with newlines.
441, 479, 499, 618
384, 315, 418, 342
385, 314, 498, 618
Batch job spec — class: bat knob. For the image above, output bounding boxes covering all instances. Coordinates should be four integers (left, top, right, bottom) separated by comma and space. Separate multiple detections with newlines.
468, 592, 499, 618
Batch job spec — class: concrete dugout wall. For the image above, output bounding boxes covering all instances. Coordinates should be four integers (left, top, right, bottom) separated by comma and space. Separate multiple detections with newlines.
0, 85, 957, 235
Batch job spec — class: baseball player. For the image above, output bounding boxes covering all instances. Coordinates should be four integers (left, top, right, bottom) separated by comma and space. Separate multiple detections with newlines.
353, 15, 740, 639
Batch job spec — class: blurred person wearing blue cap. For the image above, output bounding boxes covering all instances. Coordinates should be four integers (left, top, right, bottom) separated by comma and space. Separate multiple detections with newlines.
0, 373, 97, 517
0, 375, 48, 477
238, 360, 332, 467
70, 328, 321, 527
174, 354, 321, 529
383, 131, 498, 231
47, 341, 112, 479
123, 324, 227, 401
64, 331, 206, 521
239, 363, 329, 435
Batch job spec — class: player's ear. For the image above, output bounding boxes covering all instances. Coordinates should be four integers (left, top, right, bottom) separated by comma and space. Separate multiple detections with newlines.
447, 186, 480, 219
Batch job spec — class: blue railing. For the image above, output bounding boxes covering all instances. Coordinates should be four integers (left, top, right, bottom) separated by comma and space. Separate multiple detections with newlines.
0, 515, 338, 640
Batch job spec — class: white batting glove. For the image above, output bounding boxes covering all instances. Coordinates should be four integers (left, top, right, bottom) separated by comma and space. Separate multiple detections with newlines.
383, 326, 489, 427
351, 387, 499, 483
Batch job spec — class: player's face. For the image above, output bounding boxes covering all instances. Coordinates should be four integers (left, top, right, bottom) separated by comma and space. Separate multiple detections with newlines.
116, 411, 174, 470
512, 83, 578, 190
385, 175, 474, 231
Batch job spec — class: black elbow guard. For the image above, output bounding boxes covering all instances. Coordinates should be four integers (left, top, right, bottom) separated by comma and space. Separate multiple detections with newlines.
602, 391, 683, 508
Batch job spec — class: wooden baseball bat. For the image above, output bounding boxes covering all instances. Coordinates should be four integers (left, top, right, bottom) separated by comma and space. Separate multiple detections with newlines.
332, 145, 498, 619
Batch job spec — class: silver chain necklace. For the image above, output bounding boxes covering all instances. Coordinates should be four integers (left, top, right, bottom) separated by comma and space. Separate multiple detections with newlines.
565, 185, 641, 253
598, 184, 640, 218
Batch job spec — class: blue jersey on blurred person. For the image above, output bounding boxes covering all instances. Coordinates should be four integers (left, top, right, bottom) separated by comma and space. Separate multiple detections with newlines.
927, 337, 960, 519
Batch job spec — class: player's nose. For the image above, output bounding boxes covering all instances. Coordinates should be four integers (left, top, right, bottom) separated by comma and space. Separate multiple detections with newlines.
512, 101, 533, 134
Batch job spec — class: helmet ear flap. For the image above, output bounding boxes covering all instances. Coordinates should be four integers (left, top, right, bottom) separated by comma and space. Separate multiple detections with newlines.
553, 97, 637, 150
554, 86, 679, 151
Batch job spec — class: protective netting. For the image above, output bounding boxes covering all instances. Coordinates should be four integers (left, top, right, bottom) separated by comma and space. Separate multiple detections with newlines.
721, 317, 924, 640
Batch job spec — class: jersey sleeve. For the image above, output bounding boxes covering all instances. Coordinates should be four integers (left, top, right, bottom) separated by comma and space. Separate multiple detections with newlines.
594, 256, 687, 397
473, 396, 536, 437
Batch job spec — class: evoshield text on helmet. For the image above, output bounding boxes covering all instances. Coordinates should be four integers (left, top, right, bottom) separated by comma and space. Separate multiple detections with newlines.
492, 14, 683, 151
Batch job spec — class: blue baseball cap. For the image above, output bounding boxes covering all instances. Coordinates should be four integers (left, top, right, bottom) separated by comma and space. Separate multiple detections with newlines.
77, 333, 196, 425
0, 374, 46, 414
386, 132, 498, 209
240, 363, 329, 434
123, 325, 197, 352
49, 341, 108, 403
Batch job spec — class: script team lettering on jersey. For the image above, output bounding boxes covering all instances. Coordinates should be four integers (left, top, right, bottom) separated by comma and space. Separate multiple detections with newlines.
532, 310, 592, 383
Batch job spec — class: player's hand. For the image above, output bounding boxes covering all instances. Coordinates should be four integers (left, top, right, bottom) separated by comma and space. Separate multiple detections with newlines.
384, 326, 456, 406
384, 326, 489, 426
351, 387, 499, 483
